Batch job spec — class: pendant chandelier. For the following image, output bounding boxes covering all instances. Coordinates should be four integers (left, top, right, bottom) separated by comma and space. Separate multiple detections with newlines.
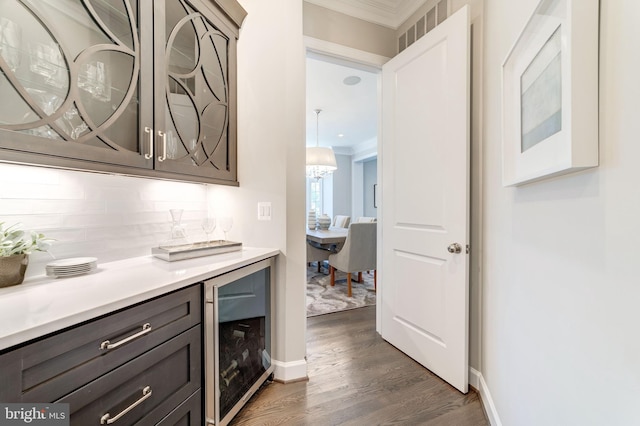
306, 109, 337, 179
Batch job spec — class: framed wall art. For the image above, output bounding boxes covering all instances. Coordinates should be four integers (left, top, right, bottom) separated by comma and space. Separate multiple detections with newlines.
374, 183, 378, 208
502, 0, 599, 186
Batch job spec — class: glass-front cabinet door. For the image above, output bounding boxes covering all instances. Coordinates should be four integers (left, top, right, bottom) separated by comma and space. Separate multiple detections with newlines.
153, 0, 239, 182
0, 0, 244, 184
0, 0, 152, 170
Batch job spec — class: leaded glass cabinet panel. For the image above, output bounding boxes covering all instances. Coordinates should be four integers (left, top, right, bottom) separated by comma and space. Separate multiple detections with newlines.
0, 0, 244, 185
153, 0, 239, 182
0, 0, 152, 170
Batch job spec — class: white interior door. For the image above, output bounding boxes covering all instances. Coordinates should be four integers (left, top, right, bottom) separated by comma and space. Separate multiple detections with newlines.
380, 5, 470, 393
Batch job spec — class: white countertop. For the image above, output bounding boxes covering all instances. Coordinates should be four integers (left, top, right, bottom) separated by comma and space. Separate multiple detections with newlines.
0, 247, 279, 351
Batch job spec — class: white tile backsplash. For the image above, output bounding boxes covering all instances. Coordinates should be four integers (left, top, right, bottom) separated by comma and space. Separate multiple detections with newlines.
0, 181, 85, 200
0, 163, 210, 278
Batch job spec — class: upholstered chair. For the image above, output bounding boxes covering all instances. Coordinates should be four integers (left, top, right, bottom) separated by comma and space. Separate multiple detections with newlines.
328, 222, 377, 297
307, 241, 334, 273
332, 215, 351, 228
355, 216, 376, 223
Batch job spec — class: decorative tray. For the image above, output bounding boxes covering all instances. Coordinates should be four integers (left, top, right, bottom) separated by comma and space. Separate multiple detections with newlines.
151, 240, 242, 262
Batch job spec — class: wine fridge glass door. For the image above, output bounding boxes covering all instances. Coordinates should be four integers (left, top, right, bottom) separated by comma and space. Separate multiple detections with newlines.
204, 257, 275, 426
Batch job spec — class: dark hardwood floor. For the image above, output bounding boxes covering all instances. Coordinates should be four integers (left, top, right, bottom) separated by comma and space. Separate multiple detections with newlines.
231, 306, 489, 425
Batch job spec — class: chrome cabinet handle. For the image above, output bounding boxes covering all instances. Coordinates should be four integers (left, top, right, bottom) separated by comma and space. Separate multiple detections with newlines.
143, 127, 153, 159
157, 130, 167, 162
100, 323, 152, 350
447, 243, 462, 254
100, 386, 152, 424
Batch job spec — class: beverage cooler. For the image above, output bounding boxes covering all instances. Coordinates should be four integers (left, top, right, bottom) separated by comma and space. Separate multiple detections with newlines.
204, 258, 275, 425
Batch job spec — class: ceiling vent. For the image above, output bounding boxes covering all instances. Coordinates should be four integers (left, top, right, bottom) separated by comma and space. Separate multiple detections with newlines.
398, 0, 449, 53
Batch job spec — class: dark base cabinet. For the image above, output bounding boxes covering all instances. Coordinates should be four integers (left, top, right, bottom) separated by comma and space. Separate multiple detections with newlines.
0, 285, 202, 425
58, 327, 201, 425
158, 390, 202, 426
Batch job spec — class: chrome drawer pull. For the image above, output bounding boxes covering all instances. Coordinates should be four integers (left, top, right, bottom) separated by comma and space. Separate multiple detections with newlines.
100, 386, 152, 425
100, 323, 152, 350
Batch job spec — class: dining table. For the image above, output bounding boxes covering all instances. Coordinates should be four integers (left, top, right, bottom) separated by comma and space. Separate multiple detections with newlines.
306, 227, 348, 245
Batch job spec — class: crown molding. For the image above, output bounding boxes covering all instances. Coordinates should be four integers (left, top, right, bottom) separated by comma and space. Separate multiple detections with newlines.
305, 0, 428, 29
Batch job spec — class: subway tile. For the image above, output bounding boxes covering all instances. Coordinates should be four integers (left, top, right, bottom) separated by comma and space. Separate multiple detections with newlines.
0, 182, 85, 200
45, 228, 87, 243
0, 164, 62, 185
3, 166, 220, 278
105, 200, 155, 214
141, 180, 207, 201
85, 185, 142, 202
28, 200, 105, 214
0, 200, 34, 215
62, 213, 123, 228
0, 214, 64, 230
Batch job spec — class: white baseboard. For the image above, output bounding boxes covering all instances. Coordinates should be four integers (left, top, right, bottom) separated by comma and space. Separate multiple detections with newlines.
272, 359, 308, 383
469, 366, 481, 390
469, 367, 502, 426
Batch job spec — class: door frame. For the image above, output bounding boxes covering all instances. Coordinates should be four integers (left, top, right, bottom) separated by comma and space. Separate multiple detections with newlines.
304, 30, 484, 382
304, 36, 388, 331
303, 4, 484, 394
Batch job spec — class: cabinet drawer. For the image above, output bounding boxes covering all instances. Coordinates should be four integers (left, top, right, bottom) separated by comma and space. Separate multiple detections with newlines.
58, 325, 201, 426
157, 389, 202, 426
0, 285, 201, 402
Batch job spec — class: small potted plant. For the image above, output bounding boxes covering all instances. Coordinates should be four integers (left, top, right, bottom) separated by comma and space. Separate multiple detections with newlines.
0, 222, 52, 288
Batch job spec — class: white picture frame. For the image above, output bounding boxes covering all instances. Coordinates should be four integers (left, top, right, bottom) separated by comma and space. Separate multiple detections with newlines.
502, 0, 599, 186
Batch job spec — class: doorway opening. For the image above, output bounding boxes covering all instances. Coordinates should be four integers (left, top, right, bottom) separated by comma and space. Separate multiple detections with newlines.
304, 46, 382, 320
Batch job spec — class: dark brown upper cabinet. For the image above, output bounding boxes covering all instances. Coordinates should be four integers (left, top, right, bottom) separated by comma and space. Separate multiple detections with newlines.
0, 0, 245, 185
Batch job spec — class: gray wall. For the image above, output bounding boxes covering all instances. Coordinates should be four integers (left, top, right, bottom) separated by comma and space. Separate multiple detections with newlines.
481, 0, 640, 424
331, 153, 352, 218
363, 159, 377, 218
303, 2, 396, 58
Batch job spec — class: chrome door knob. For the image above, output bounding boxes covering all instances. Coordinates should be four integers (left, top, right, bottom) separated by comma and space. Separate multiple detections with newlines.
447, 243, 462, 254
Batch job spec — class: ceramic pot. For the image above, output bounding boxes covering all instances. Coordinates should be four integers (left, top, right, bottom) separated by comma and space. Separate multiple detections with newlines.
307, 210, 317, 230
317, 214, 331, 230
0, 254, 29, 288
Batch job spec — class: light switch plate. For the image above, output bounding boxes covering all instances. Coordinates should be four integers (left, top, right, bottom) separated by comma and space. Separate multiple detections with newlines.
257, 202, 271, 221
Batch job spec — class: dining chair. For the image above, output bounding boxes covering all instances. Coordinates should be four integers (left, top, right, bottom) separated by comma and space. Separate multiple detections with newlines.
328, 222, 377, 297
355, 217, 376, 273
356, 216, 376, 223
307, 241, 334, 273
332, 215, 351, 228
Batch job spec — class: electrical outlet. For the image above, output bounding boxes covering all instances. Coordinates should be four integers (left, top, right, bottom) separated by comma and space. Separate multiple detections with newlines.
257, 202, 271, 221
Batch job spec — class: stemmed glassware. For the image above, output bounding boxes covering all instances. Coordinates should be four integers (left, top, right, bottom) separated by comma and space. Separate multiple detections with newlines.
219, 217, 233, 241
29, 42, 63, 86
201, 216, 217, 243
0, 18, 22, 73
78, 60, 111, 102
63, 107, 89, 140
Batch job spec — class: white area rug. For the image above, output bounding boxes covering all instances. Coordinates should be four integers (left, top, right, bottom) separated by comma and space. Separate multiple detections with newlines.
306, 265, 376, 317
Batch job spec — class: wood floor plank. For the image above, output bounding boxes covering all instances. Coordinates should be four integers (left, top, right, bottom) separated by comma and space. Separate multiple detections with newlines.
231, 306, 488, 425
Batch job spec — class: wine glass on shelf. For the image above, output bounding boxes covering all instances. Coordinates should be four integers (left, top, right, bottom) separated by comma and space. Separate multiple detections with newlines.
219, 217, 233, 241
201, 216, 216, 243
63, 107, 89, 140
0, 18, 22, 73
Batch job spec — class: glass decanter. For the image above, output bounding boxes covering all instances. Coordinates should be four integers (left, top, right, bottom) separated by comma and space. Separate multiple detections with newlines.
160, 209, 190, 247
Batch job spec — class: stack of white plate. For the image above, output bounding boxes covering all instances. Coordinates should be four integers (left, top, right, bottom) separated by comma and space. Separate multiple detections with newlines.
46, 257, 98, 278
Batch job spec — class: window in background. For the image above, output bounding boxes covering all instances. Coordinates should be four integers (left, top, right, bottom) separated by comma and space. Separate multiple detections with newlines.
308, 178, 322, 214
